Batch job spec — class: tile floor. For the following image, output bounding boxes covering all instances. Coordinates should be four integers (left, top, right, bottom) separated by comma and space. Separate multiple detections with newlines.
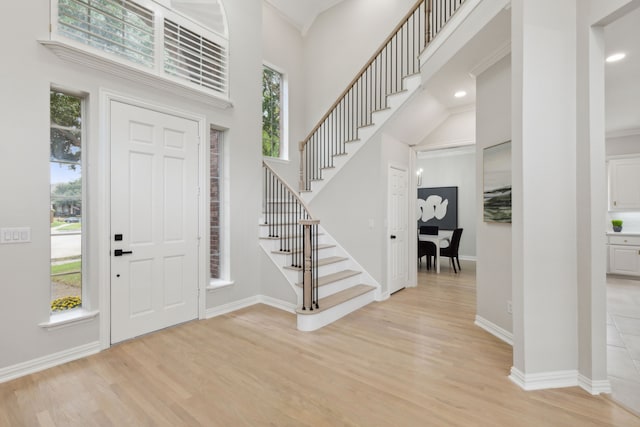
607, 275, 640, 414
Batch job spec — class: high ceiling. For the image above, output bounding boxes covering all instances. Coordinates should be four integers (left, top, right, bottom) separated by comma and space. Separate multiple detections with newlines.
267, 1, 639, 143
265, 0, 345, 34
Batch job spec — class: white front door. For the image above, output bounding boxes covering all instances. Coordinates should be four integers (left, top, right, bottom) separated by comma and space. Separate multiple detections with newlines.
388, 166, 408, 294
110, 101, 199, 344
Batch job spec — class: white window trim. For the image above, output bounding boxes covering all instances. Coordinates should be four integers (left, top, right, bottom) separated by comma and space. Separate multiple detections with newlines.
208, 127, 233, 287
207, 279, 234, 291
42, 0, 232, 109
48, 87, 92, 323
40, 309, 100, 331
262, 61, 289, 161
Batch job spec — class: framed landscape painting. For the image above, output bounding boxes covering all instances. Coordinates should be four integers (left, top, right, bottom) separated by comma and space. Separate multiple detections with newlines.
483, 141, 511, 223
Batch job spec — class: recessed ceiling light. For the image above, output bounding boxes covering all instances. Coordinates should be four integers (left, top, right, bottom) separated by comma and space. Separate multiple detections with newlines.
454, 90, 467, 98
606, 52, 626, 63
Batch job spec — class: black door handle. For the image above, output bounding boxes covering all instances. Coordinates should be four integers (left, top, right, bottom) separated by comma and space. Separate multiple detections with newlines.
114, 249, 133, 256
390, 235, 397, 239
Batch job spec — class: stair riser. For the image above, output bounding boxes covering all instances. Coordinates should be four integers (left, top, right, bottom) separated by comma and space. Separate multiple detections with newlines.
283, 258, 351, 283
316, 275, 362, 299
297, 290, 376, 332
261, 237, 329, 252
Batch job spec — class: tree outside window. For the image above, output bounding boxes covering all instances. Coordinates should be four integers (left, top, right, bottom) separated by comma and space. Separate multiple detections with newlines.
262, 66, 282, 158
50, 90, 84, 312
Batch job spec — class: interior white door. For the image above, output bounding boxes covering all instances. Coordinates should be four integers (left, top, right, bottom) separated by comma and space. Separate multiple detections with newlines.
110, 101, 199, 344
388, 166, 408, 294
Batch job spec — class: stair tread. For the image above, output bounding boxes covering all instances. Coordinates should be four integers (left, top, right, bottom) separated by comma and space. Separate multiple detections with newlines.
295, 269, 361, 288
260, 233, 323, 241
296, 284, 376, 315
272, 243, 334, 255
283, 256, 348, 271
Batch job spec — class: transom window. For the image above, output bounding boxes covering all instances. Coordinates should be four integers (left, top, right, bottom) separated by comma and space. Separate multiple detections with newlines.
58, 0, 155, 67
51, 0, 229, 98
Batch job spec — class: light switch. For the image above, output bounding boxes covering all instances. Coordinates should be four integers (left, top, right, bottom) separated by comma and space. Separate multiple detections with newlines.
0, 227, 31, 244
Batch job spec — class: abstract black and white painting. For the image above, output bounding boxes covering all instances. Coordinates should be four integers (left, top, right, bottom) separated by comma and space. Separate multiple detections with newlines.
483, 141, 512, 223
417, 187, 458, 230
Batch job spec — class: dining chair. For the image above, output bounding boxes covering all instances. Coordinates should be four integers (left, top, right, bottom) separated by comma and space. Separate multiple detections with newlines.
419, 226, 438, 270
440, 228, 463, 273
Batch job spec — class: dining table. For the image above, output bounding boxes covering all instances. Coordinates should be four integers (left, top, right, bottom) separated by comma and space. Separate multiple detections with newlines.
418, 230, 452, 273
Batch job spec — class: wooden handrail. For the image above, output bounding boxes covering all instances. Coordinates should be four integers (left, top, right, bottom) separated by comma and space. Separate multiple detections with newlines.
298, 0, 465, 192
301, 0, 428, 145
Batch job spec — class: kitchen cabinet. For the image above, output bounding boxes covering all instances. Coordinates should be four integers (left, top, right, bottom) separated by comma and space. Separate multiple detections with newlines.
608, 233, 640, 276
609, 157, 640, 210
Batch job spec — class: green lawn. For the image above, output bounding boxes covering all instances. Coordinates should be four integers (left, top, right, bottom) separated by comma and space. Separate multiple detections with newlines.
51, 260, 81, 287
51, 220, 65, 228
57, 223, 82, 231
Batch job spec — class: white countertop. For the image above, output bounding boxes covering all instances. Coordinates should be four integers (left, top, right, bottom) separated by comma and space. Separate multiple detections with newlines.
606, 231, 640, 236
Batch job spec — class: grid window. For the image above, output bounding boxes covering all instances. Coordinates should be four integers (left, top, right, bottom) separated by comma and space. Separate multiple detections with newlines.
50, 90, 84, 312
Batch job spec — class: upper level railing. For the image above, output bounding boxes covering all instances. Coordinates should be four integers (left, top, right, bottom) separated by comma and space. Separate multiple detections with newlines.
298, 0, 466, 192
263, 162, 319, 310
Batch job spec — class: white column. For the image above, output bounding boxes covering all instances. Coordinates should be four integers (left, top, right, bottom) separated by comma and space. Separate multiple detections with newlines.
510, 0, 579, 389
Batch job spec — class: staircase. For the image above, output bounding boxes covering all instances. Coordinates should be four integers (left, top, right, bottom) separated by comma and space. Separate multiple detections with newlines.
260, 162, 379, 331
260, 0, 467, 330
298, 0, 467, 200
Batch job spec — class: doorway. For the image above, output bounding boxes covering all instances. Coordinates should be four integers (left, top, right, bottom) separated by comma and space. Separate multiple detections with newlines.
388, 165, 409, 294
109, 100, 200, 344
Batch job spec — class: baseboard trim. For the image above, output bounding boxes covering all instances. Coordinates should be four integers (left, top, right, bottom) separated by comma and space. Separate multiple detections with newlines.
578, 373, 611, 395
0, 341, 101, 384
205, 295, 296, 319
509, 367, 578, 391
474, 315, 513, 346
259, 295, 296, 313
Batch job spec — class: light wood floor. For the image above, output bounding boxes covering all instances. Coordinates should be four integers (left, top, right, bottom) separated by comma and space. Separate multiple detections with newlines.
2, 261, 639, 426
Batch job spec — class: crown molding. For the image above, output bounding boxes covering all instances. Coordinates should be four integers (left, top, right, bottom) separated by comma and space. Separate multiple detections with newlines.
469, 40, 511, 78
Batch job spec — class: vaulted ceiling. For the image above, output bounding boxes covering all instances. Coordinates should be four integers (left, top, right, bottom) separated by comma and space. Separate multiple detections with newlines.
264, 0, 346, 34
266, 1, 639, 142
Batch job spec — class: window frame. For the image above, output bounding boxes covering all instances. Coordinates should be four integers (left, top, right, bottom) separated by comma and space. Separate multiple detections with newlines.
208, 127, 233, 290
48, 86, 90, 319
262, 63, 289, 161
48, 0, 230, 99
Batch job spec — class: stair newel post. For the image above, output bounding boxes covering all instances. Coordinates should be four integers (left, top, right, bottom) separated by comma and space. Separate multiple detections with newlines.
300, 219, 320, 311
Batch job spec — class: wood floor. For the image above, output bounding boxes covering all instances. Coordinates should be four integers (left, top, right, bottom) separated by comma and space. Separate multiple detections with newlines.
1, 261, 639, 426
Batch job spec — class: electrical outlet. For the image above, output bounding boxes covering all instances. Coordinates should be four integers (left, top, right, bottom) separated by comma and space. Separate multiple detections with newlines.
507, 300, 513, 314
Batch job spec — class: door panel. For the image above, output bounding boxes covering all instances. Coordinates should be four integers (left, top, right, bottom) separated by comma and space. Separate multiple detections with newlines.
110, 101, 199, 344
389, 166, 408, 294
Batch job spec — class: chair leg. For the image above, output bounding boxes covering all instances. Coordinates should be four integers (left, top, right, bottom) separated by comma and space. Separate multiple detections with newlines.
456, 257, 461, 271
451, 257, 457, 274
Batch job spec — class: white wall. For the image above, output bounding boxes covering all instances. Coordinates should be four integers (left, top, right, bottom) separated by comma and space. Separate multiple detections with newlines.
417, 147, 476, 258
512, 0, 579, 378
302, 0, 416, 130
262, 1, 305, 185
0, 0, 263, 371
606, 134, 640, 156
415, 108, 476, 150
475, 55, 512, 335
309, 132, 412, 295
